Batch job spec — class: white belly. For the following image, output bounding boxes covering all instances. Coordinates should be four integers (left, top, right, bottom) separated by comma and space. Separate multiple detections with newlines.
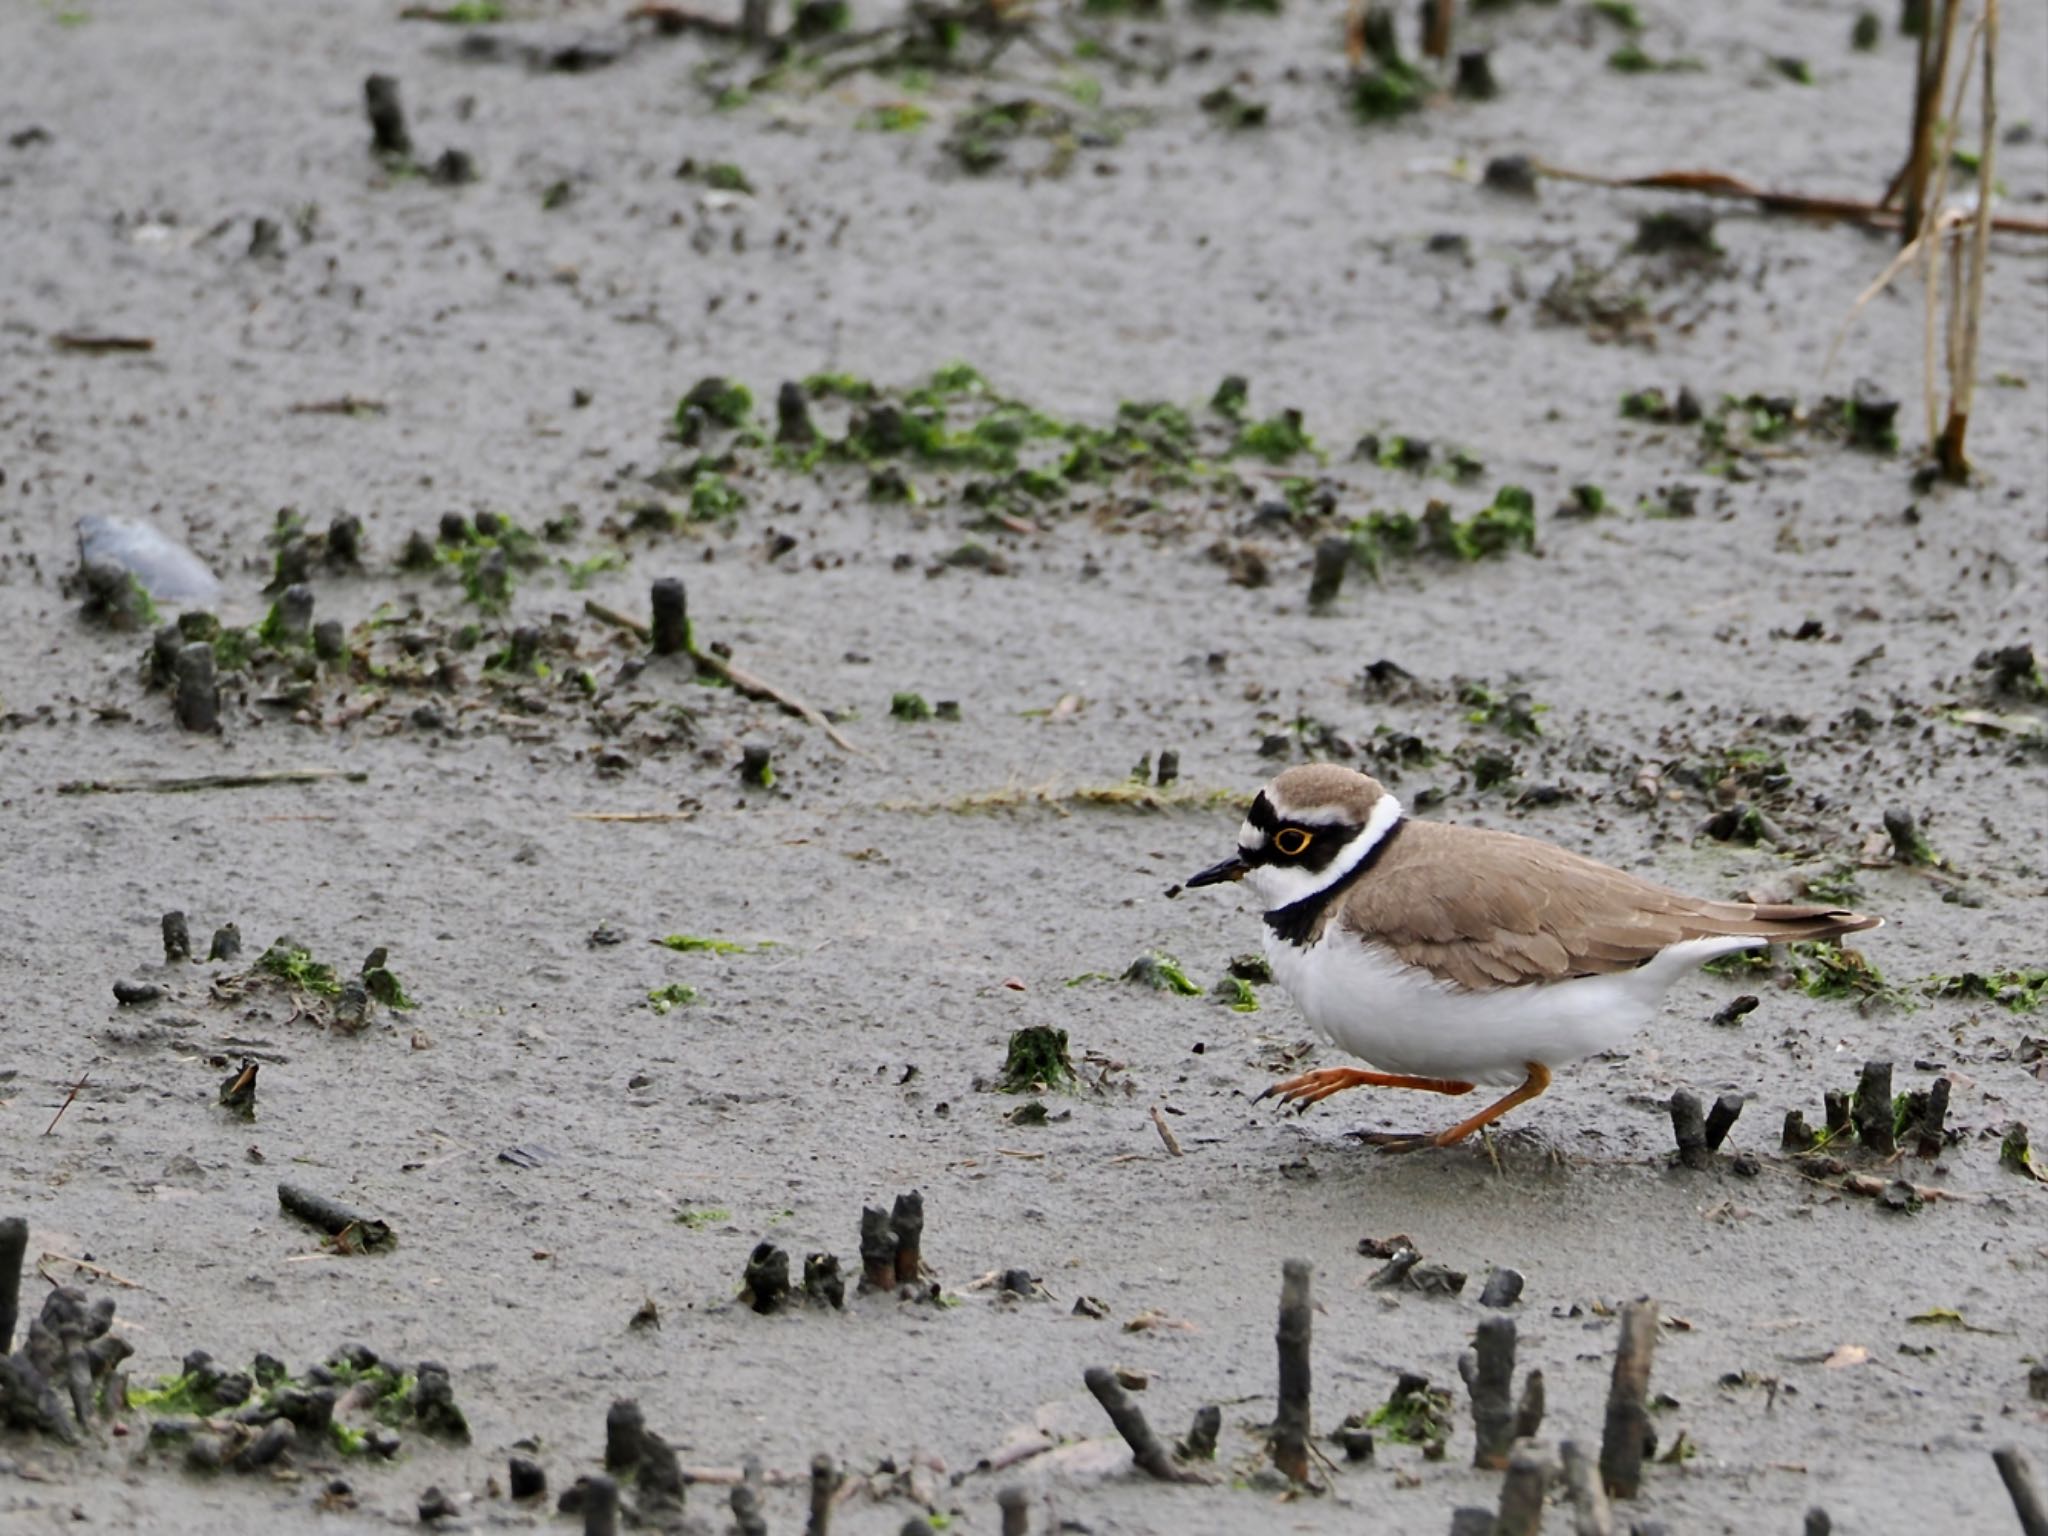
1263, 928, 1761, 1087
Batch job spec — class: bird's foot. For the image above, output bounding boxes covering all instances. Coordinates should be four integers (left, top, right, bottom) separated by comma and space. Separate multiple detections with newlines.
1352, 1129, 1449, 1155
1257, 1067, 1474, 1114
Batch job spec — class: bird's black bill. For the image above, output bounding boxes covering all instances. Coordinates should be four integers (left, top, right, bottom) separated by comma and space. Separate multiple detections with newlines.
1186, 854, 1250, 888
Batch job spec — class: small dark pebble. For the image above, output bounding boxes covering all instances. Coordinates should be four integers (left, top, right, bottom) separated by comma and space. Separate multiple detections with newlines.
1478, 1266, 1524, 1308
1482, 154, 1536, 196
738, 743, 774, 788
1454, 49, 1497, 99
418, 1486, 456, 1523
430, 148, 478, 185
509, 1455, 547, 1500
1634, 206, 1718, 254
741, 1241, 791, 1313
1334, 1425, 1375, 1462
113, 979, 162, 1006
1710, 994, 1760, 1027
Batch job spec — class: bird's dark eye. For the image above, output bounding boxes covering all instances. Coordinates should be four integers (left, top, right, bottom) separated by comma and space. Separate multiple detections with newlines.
1274, 828, 1312, 857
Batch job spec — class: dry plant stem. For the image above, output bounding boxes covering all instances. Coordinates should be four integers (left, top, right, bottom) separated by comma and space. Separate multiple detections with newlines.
1919, 9, 1984, 445
1494, 1439, 1555, 1536
1939, 0, 1998, 479
1534, 161, 2046, 236
1423, 0, 1453, 60
1272, 1260, 1313, 1483
1083, 1366, 1197, 1483
1994, 1445, 2048, 1536
1599, 1299, 1659, 1500
1560, 1438, 1616, 1536
1821, 209, 1962, 383
1462, 1314, 1518, 1469
1900, 0, 1963, 239
0, 1217, 26, 1354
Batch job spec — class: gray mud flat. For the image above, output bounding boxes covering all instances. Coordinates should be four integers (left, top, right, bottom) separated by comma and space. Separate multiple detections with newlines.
2, 1, 2045, 1533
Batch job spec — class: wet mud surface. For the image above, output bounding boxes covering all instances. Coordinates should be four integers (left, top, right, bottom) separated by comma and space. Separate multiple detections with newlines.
2, 0, 2045, 1531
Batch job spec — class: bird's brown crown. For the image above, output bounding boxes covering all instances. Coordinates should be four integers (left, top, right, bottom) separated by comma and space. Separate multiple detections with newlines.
1261, 764, 1390, 828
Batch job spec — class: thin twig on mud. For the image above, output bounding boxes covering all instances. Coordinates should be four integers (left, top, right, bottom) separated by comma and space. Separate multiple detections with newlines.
1150, 1105, 1183, 1157
57, 769, 367, 795
583, 598, 857, 753
1534, 161, 2047, 236
52, 333, 155, 353
37, 1252, 144, 1290
42, 1069, 92, 1136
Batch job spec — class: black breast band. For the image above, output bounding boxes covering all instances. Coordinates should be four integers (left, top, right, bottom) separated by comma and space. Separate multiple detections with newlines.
1262, 816, 1405, 948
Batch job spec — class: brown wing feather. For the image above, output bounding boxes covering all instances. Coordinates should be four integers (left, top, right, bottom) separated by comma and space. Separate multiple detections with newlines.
1336, 820, 1881, 989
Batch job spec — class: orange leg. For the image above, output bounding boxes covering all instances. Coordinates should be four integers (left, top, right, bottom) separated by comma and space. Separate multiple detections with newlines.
1257, 1066, 1475, 1111
1358, 1063, 1553, 1154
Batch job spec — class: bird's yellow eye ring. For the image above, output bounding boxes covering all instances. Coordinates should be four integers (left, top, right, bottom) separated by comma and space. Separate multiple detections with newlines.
1274, 828, 1312, 857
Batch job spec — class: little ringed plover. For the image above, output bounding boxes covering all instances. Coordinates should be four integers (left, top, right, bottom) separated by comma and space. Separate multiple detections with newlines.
1187, 764, 1881, 1152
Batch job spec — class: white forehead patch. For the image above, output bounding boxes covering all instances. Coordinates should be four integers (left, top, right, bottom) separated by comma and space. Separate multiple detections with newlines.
1237, 824, 1266, 852
1264, 799, 1372, 829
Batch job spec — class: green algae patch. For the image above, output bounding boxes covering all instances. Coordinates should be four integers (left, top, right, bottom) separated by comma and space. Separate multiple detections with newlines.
648, 983, 700, 1015
1234, 410, 1315, 463
361, 958, 416, 1010
1925, 969, 2048, 1013
257, 940, 341, 998
1705, 942, 1907, 1008
1366, 1375, 1454, 1447
677, 376, 754, 432
1000, 1025, 1076, 1093
656, 935, 753, 955
1213, 976, 1259, 1012
1123, 953, 1201, 996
